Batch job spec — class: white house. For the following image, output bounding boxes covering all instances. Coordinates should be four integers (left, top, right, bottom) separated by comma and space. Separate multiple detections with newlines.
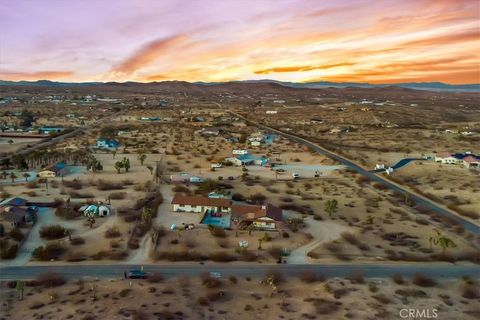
232, 149, 249, 155
171, 194, 231, 214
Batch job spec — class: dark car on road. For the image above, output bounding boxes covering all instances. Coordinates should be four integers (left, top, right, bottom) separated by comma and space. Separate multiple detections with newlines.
127, 269, 149, 279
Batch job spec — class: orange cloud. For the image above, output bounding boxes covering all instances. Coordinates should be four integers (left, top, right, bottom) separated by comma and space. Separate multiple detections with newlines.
254, 62, 354, 74
112, 34, 187, 74
0, 71, 73, 81
402, 29, 479, 47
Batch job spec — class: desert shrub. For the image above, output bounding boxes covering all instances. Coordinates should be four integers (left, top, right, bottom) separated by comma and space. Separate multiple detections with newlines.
264, 270, 283, 285
105, 226, 122, 238
392, 273, 405, 285
68, 190, 94, 199
197, 297, 208, 306
208, 225, 226, 238
282, 231, 290, 238
372, 294, 391, 304
33, 243, 65, 261
173, 185, 192, 194
231, 193, 245, 201
462, 285, 480, 299
36, 272, 66, 287
250, 193, 266, 204
96, 179, 124, 190
119, 288, 131, 297
0, 241, 18, 259
209, 251, 236, 262
9, 228, 23, 242
154, 250, 206, 261
62, 179, 83, 190
229, 276, 238, 284
200, 272, 223, 288
147, 272, 164, 283
70, 236, 85, 245
340, 232, 358, 245
299, 271, 325, 283
39, 224, 66, 240
109, 192, 127, 200
346, 272, 364, 284
55, 206, 81, 219
412, 274, 436, 287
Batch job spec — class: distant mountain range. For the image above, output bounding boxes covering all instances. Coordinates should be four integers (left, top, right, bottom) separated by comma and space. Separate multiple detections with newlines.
0, 79, 479, 93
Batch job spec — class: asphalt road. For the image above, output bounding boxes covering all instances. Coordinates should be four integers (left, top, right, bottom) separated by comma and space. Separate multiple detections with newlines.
230, 111, 480, 235
0, 263, 478, 280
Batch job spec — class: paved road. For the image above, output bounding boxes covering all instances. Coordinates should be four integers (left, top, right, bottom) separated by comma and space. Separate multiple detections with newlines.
230, 111, 480, 235
0, 263, 478, 280
0, 127, 86, 163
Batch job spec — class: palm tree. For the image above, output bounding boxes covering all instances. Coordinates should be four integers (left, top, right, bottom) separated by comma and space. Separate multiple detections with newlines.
138, 153, 147, 165
10, 172, 17, 183
15, 281, 25, 300
324, 199, 338, 217
23, 172, 30, 182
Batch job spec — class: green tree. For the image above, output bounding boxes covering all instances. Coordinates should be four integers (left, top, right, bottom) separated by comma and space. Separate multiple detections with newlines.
324, 199, 338, 217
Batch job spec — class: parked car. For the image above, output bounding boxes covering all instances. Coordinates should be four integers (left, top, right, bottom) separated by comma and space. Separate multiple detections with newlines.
211, 163, 223, 168
227, 176, 235, 180
292, 172, 300, 179
209, 272, 222, 279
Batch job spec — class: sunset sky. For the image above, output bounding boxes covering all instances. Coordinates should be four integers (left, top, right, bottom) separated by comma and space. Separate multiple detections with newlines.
0, 0, 479, 84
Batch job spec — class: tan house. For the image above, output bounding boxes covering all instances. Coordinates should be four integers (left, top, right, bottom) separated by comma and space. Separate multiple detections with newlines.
231, 203, 282, 230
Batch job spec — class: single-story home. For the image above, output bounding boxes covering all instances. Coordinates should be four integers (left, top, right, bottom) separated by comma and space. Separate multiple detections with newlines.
38, 162, 67, 178
38, 170, 56, 178
171, 194, 283, 230
231, 203, 282, 230
79, 204, 112, 217
171, 194, 231, 214
96, 138, 120, 149
225, 154, 269, 166
3, 206, 33, 227
435, 152, 480, 168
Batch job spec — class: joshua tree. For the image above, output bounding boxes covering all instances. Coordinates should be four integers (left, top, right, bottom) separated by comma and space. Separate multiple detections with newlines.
324, 199, 338, 217
147, 165, 154, 175
138, 153, 147, 165
429, 229, 457, 254
15, 281, 25, 300
1, 171, 8, 181
141, 207, 152, 225
86, 213, 96, 228
123, 157, 130, 172
9, 172, 17, 183
114, 161, 124, 174
23, 172, 30, 182
112, 149, 117, 159
258, 238, 263, 250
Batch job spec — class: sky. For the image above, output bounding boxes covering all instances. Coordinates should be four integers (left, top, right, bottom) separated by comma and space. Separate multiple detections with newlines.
0, 0, 479, 84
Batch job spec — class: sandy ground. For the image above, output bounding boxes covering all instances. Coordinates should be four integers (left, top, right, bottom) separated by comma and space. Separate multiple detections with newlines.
1, 275, 478, 320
